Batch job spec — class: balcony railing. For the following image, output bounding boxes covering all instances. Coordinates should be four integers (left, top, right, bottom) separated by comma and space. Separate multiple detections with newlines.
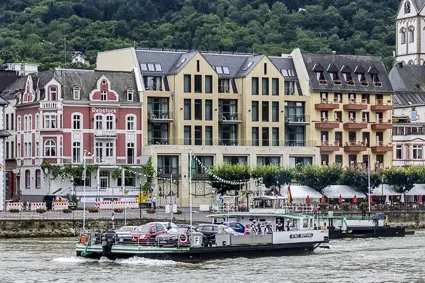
219, 112, 242, 124
319, 140, 342, 152
343, 99, 367, 110
371, 99, 392, 111
148, 110, 173, 122
157, 166, 180, 177
145, 138, 317, 147
315, 100, 339, 110
285, 114, 310, 124
343, 120, 368, 130
94, 129, 117, 137
40, 101, 62, 110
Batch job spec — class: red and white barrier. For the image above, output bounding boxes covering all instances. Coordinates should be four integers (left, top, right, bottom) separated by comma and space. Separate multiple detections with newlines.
98, 200, 139, 210
52, 201, 69, 211
30, 202, 47, 211
6, 202, 23, 211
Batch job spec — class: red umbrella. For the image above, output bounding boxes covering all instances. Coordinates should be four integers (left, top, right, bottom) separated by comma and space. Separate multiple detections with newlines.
338, 194, 342, 204
321, 195, 326, 204
353, 195, 357, 204
419, 194, 423, 203
306, 195, 311, 204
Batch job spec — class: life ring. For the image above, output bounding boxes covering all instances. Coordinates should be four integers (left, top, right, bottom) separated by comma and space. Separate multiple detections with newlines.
178, 233, 188, 244
80, 234, 88, 245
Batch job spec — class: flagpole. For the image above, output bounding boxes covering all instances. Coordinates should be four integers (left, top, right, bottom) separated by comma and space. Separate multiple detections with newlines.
82, 150, 87, 231
189, 150, 193, 232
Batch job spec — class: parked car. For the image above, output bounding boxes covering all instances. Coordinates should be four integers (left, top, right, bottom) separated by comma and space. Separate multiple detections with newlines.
222, 222, 245, 233
131, 224, 167, 244
195, 224, 219, 246
115, 226, 138, 244
155, 227, 191, 247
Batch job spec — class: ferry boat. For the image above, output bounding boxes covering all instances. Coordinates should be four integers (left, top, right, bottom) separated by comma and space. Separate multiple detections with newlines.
76, 197, 329, 262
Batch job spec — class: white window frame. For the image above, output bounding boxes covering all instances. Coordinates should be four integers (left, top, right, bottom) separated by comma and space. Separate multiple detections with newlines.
44, 140, 56, 157
95, 141, 103, 162
395, 145, 402, 160
25, 170, 30, 189
101, 90, 107, 101
127, 89, 134, 101
105, 142, 114, 157
127, 142, 135, 164
106, 115, 114, 130
413, 145, 423, 160
72, 141, 81, 163
35, 114, 39, 130
28, 115, 32, 131
36, 142, 40, 157
17, 143, 20, 158
17, 116, 21, 131
126, 115, 135, 131
72, 114, 82, 130
73, 86, 81, 100
44, 114, 57, 129
95, 115, 103, 130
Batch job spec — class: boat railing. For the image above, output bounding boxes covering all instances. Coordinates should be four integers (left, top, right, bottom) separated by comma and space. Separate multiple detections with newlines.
214, 204, 315, 215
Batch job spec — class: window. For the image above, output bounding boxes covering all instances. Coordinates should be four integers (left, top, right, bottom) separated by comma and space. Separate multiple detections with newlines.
262, 127, 269, 146
105, 142, 114, 157
184, 126, 191, 145
17, 143, 20, 158
218, 79, 230, 93
195, 156, 213, 175
205, 100, 212, 120
195, 99, 202, 120
262, 78, 269, 95
205, 75, 213, 93
95, 142, 103, 162
405, 0, 411, 13
100, 171, 109, 189
272, 127, 279, 146
44, 114, 56, 129
184, 75, 191, 93
252, 101, 259, 121
73, 87, 81, 99
147, 63, 155, 71
272, 102, 279, 122
157, 155, 179, 175
252, 127, 259, 146
17, 116, 21, 131
24, 116, 27, 131
44, 140, 56, 157
272, 78, 279, 95
195, 126, 202, 145
285, 101, 305, 122
335, 132, 343, 146
194, 75, 202, 93
321, 155, 329, 166
262, 101, 269, 122
205, 126, 213, 145
35, 114, 39, 130
5, 114, 8, 130
196, 60, 200, 72
35, 142, 39, 157
5, 142, 8, 159
95, 115, 103, 130
11, 113, 14, 130
264, 63, 268, 75
73, 114, 81, 130
118, 172, 136, 187
413, 145, 422, 159
127, 115, 135, 131
184, 99, 191, 120
285, 125, 305, 146
50, 87, 57, 101
252, 77, 259, 95
257, 156, 281, 165
105, 115, 113, 130
25, 170, 30, 189
396, 145, 402, 160
127, 89, 134, 101
127, 142, 135, 164
72, 142, 81, 163
144, 76, 162, 91
335, 155, 343, 164
223, 156, 248, 165
408, 26, 414, 43
35, 169, 41, 189
219, 124, 237, 145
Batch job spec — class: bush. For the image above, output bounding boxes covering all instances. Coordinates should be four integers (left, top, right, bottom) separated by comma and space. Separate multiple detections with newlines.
88, 207, 99, 213
62, 208, 72, 214
8, 208, 20, 213
36, 208, 47, 214
176, 209, 183, 215
113, 208, 124, 213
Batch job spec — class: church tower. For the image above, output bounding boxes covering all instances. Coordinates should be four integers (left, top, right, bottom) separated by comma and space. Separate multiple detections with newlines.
396, 0, 425, 64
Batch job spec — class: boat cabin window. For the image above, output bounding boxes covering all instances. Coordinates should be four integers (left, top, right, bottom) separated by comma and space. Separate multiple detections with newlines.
303, 219, 308, 229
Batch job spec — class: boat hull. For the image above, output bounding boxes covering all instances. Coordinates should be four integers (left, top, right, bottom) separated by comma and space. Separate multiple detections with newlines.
76, 242, 323, 262
329, 226, 406, 239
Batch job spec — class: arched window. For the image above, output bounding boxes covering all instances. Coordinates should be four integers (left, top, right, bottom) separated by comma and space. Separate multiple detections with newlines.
44, 140, 56, 157
106, 115, 114, 130
25, 170, 30, 189
17, 116, 21, 131
126, 115, 135, 131
24, 116, 28, 131
408, 60, 414, 65
35, 169, 41, 189
400, 28, 407, 44
95, 115, 103, 130
35, 114, 39, 130
73, 114, 81, 130
73, 86, 81, 100
409, 26, 415, 43
28, 115, 32, 131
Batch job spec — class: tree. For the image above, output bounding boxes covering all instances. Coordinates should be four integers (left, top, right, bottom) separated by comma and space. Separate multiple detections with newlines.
294, 164, 342, 192
384, 167, 415, 193
339, 168, 382, 194
140, 157, 155, 194
210, 163, 250, 194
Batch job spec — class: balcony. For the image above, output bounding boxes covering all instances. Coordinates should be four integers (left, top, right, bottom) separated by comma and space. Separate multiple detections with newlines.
343, 100, 367, 110
219, 112, 242, 124
315, 118, 340, 129
148, 110, 174, 123
343, 120, 368, 130
320, 141, 342, 152
371, 99, 392, 111
285, 114, 310, 125
148, 138, 172, 145
157, 166, 180, 178
371, 120, 392, 130
315, 101, 339, 110
40, 101, 62, 110
371, 143, 393, 153
94, 129, 117, 138
344, 141, 367, 152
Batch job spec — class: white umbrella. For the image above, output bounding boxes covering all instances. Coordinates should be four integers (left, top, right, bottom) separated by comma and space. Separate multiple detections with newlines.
400, 193, 405, 203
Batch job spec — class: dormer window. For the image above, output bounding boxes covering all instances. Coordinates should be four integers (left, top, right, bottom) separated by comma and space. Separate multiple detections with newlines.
368, 66, 381, 87
73, 86, 81, 99
320, 92, 328, 103
354, 66, 368, 86
127, 88, 134, 101
340, 65, 354, 86
313, 63, 326, 85
101, 90, 107, 101
327, 64, 341, 85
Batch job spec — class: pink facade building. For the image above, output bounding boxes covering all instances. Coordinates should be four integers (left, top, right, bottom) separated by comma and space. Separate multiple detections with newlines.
2, 69, 143, 201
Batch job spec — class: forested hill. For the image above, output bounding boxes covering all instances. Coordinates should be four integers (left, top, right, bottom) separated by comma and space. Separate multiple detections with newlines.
0, 0, 399, 70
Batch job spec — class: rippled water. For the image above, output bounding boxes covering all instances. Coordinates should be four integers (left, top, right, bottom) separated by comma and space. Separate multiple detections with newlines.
1, 233, 425, 283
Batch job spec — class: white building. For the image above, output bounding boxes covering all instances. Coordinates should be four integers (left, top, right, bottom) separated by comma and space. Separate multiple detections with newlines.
0, 97, 10, 210
5, 63, 38, 76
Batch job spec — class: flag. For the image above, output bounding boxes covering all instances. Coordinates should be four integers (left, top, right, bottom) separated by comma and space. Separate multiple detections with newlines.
82, 153, 87, 180
287, 185, 293, 205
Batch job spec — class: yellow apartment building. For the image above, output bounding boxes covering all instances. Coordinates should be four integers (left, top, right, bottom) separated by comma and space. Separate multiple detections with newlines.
97, 48, 319, 206
290, 49, 393, 170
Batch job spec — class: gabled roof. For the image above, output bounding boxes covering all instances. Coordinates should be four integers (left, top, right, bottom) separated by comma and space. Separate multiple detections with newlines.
269, 56, 298, 79
340, 65, 352, 73
327, 64, 338, 73
202, 53, 249, 78
389, 63, 425, 107
413, 0, 425, 11
0, 70, 20, 92
301, 52, 393, 93
354, 66, 366, 74
368, 66, 379, 74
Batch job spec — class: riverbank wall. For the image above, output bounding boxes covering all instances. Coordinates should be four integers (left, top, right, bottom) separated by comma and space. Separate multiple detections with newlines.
1, 211, 425, 238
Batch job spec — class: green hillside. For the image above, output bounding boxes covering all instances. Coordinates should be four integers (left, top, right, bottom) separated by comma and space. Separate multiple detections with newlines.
0, 0, 398, 70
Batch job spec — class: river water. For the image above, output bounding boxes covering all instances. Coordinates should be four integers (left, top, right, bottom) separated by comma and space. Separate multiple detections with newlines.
1, 232, 424, 283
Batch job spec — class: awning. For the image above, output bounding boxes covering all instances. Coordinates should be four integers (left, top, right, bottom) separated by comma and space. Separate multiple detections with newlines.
405, 184, 425, 196
281, 185, 322, 199
370, 185, 400, 196
322, 185, 366, 199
